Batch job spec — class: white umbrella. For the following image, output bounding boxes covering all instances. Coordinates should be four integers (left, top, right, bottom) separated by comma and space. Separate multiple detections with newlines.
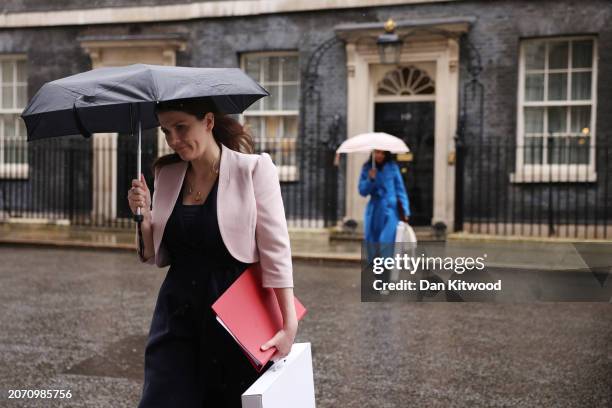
335, 132, 410, 167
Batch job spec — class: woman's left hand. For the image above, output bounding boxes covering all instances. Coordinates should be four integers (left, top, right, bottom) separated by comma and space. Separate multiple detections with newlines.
260, 322, 298, 362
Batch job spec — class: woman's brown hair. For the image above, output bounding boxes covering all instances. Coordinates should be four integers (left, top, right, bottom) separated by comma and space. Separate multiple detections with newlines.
152, 98, 254, 173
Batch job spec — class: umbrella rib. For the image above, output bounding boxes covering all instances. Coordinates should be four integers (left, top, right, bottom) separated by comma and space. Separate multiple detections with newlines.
147, 68, 160, 101
51, 73, 141, 101
48, 81, 89, 96
85, 71, 150, 101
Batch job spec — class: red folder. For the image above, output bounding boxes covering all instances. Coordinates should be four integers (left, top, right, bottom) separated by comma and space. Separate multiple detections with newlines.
211, 265, 307, 372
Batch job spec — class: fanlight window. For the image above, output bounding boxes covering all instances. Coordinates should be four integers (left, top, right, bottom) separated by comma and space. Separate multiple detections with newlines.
377, 66, 435, 96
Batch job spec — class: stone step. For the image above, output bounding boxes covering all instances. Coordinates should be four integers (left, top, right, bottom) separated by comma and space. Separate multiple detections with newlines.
330, 225, 445, 242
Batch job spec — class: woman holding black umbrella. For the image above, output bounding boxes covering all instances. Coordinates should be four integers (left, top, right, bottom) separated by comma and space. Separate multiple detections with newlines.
127, 98, 297, 407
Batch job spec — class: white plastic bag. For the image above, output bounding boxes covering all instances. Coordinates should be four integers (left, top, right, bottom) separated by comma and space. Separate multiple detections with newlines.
390, 221, 417, 282
395, 221, 417, 244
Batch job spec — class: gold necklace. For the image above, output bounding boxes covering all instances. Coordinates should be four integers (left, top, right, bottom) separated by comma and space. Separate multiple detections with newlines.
186, 155, 220, 202
187, 182, 203, 202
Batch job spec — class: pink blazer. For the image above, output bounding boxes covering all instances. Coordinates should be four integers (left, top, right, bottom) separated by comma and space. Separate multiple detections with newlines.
138, 143, 293, 288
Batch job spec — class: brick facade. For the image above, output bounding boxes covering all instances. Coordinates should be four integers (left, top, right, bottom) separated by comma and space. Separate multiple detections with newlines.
2, 0, 611, 232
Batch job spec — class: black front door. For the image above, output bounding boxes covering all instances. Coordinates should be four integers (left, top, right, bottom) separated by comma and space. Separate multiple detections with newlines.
374, 102, 435, 226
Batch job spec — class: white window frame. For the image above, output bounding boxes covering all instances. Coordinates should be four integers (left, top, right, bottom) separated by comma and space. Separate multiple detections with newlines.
511, 36, 598, 183
240, 51, 300, 182
0, 54, 28, 179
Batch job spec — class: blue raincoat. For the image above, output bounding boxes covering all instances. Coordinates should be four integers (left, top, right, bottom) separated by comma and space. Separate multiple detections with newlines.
359, 161, 410, 244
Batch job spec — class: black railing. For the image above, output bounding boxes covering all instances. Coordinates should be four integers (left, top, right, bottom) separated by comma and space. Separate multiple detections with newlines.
0, 136, 339, 229
457, 141, 611, 239
3, 137, 611, 238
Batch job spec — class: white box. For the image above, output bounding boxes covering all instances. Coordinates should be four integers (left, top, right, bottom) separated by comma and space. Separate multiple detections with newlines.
242, 342, 316, 408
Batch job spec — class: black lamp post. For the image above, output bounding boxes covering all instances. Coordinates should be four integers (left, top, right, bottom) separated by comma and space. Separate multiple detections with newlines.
377, 18, 403, 64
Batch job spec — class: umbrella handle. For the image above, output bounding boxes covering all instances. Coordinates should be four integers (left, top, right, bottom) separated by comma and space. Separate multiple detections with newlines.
132, 104, 144, 223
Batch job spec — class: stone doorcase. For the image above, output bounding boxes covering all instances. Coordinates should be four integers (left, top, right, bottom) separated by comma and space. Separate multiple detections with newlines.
79, 35, 186, 221
335, 18, 471, 231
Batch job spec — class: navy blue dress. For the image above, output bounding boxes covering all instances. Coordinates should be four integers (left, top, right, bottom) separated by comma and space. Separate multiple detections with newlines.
138, 176, 268, 408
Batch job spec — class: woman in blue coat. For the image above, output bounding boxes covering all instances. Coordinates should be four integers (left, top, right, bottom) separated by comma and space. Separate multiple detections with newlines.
359, 150, 410, 257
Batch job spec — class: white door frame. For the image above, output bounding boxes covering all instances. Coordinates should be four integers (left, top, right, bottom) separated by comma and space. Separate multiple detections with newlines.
340, 34, 461, 231
369, 63, 437, 226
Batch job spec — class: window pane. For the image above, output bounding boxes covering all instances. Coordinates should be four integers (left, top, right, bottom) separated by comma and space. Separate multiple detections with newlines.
3, 114, 27, 164
2, 61, 13, 83
264, 116, 281, 140
524, 137, 543, 164
547, 136, 567, 164
281, 117, 298, 166
570, 106, 591, 135
245, 57, 261, 81
245, 54, 299, 112
19, 139, 27, 163
263, 57, 280, 83
571, 72, 591, 100
548, 73, 567, 100
281, 56, 299, 82
547, 136, 590, 165
572, 40, 593, 68
17, 116, 26, 137
568, 136, 590, 164
524, 42, 545, 70
2, 85, 14, 108
282, 84, 299, 110
4, 138, 27, 164
525, 74, 544, 101
524, 107, 544, 134
4, 114, 15, 138
548, 41, 568, 69
4, 138, 14, 163
16, 60, 27, 82
279, 138, 296, 167
244, 116, 262, 141
283, 116, 298, 138
16, 84, 27, 108
264, 116, 282, 163
548, 107, 567, 134
263, 85, 280, 110
3, 140, 13, 164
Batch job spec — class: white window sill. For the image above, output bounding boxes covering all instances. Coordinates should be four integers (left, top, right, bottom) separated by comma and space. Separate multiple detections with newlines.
0, 164, 29, 179
510, 168, 597, 183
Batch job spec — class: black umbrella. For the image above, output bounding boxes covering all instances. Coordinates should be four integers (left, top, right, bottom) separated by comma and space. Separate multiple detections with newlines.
21, 63, 268, 222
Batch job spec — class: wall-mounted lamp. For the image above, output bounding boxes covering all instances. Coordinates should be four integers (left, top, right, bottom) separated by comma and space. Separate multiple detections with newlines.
377, 18, 403, 64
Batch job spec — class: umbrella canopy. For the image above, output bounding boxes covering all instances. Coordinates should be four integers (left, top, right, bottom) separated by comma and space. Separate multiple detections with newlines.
21, 63, 269, 141
335, 132, 410, 154
21, 63, 269, 224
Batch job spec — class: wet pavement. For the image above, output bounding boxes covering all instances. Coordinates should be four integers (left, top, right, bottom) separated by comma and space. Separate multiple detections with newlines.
0, 246, 611, 407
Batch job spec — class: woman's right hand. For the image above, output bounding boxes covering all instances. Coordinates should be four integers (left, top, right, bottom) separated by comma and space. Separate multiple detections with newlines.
368, 168, 377, 179
127, 173, 152, 223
